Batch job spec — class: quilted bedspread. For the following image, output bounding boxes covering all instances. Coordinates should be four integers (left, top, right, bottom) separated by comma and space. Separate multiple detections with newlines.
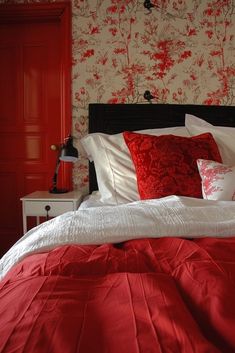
0, 196, 235, 352
0, 237, 235, 353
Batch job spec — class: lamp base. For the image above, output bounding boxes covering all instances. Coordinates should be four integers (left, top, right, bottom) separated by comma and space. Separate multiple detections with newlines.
49, 187, 68, 194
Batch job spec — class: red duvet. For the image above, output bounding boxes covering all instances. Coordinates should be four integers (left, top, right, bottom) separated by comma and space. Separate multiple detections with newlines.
0, 237, 235, 353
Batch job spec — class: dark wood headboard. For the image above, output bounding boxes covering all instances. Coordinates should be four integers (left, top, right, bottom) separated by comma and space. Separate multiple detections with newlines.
88, 103, 235, 193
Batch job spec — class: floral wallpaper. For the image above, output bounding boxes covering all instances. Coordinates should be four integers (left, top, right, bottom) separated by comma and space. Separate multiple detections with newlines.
72, 0, 235, 193
1, 0, 235, 194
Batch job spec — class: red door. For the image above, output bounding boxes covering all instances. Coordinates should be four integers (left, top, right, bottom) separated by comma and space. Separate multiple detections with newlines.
0, 4, 71, 256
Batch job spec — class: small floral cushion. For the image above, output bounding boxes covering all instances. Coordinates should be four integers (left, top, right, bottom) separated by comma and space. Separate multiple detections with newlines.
197, 159, 235, 201
123, 131, 222, 200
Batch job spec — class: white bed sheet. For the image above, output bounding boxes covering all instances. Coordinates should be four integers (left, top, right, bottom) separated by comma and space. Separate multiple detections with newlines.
1, 195, 235, 280
79, 191, 118, 209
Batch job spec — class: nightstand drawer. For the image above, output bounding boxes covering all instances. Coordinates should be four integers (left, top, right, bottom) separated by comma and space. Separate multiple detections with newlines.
24, 201, 74, 217
21, 190, 83, 234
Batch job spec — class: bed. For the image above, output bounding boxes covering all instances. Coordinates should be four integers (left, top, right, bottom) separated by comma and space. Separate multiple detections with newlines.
0, 103, 235, 353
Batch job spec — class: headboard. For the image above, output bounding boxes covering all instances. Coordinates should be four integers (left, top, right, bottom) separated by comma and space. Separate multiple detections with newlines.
88, 103, 235, 193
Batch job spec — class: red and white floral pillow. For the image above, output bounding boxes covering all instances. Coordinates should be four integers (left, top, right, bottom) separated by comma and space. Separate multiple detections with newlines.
197, 159, 235, 201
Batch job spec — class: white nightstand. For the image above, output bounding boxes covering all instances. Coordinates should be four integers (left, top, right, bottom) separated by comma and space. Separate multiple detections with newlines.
20, 190, 83, 234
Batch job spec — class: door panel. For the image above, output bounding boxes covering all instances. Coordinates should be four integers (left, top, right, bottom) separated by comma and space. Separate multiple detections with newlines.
0, 15, 70, 256
0, 45, 18, 127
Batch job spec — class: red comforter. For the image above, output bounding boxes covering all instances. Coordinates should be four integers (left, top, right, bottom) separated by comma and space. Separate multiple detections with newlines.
0, 237, 235, 353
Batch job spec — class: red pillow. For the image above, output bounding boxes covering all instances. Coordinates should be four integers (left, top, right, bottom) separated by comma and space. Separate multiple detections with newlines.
123, 131, 222, 200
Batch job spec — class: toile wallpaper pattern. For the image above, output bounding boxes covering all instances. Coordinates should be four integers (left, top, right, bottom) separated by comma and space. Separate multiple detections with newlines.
1, 0, 235, 193
72, 0, 235, 193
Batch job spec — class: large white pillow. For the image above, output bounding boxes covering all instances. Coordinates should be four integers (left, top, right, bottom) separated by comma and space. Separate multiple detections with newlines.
81, 127, 190, 204
197, 159, 235, 201
185, 114, 235, 165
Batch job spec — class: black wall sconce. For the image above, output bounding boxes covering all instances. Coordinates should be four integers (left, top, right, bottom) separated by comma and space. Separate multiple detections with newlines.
50, 135, 78, 194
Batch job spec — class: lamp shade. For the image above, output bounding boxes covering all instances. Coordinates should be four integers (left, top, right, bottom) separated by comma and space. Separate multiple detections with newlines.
60, 135, 78, 162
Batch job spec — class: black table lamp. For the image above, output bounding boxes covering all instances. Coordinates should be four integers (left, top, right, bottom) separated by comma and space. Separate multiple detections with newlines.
50, 135, 78, 194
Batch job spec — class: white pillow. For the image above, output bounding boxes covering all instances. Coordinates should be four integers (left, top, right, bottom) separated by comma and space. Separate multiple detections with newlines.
197, 159, 235, 201
185, 114, 235, 165
81, 127, 190, 204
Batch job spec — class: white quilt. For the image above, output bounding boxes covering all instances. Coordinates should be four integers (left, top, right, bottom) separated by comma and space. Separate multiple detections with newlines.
1, 195, 235, 280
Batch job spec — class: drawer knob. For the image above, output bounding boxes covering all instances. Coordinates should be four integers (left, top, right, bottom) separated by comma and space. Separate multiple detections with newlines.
45, 205, 51, 220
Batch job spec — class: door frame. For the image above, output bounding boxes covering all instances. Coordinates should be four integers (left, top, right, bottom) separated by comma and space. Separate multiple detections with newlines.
0, 1, 72, 189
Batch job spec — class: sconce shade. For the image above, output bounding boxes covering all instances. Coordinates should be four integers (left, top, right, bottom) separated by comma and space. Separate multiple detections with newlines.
60, 135, 78, 162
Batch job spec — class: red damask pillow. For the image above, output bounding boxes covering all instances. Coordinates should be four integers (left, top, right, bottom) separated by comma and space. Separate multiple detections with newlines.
123, 131, 222, 200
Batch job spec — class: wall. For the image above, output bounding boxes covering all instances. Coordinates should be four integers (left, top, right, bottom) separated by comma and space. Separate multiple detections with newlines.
1, 0, 235, 193
72, 0, 235, 193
